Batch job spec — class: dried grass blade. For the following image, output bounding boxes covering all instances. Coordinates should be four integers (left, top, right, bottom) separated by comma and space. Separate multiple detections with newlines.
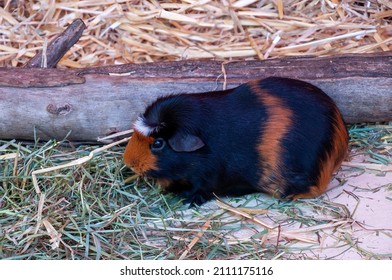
233, 0, 259, 8
278, 30, 377, 52
42, 219, 62, 249
179, 220, 211, 260
277, 0, 284, 19
0, 153, 20, 160
342, 161, 392, 172
0, 6, 19, 25
215, 198, 275, 230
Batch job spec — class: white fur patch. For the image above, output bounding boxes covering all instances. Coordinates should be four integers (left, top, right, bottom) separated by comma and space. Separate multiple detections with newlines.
133, 116, 155, 136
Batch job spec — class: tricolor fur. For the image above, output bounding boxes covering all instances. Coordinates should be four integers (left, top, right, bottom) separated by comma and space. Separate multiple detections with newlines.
123, 77, 349, 205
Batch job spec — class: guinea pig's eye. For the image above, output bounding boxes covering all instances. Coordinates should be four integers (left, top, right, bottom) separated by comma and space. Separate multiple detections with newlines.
151, 138, 166, 151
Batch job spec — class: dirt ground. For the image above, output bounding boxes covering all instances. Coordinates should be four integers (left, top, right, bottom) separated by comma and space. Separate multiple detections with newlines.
315, 159, 392, 259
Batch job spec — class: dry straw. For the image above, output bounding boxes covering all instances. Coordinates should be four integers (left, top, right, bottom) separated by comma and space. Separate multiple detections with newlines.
0, 0, 391, 260
1, 124, 391, 259
0, 0, 391, 67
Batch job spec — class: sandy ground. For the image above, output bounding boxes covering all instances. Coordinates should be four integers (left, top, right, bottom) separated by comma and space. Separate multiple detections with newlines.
313, 162, 392, 259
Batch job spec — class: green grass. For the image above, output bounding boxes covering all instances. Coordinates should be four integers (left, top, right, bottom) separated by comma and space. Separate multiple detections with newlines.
0, 124, 391, 260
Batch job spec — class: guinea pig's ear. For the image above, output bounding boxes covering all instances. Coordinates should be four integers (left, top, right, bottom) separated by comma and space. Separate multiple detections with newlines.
168, 132, 205, 152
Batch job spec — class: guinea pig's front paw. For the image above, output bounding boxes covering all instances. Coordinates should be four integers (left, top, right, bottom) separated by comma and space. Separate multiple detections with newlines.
183, 192, 210, 207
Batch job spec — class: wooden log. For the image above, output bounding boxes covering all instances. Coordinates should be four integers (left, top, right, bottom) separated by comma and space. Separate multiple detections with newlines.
0, 52, 391, 142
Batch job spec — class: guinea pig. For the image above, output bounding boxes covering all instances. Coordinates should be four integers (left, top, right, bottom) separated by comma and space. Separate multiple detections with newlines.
123, 77, 349, 206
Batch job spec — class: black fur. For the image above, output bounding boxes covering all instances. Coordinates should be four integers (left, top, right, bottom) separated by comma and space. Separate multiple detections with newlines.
137, 77, 347, 205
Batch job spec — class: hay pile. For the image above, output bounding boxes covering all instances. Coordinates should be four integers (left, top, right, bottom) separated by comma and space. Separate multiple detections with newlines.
0, 0, 391, 260
0, 0, 391, 67
1, 125, 391, 260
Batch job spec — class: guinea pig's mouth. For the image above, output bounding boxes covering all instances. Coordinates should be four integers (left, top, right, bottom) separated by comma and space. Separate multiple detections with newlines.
126, 165, 158, 179
124, 164, 141, 177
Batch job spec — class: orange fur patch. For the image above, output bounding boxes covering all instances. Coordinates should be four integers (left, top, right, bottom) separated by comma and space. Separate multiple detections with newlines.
123, 131, 157, 175
313, 107, 349, 196
250, 81, 293, 196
